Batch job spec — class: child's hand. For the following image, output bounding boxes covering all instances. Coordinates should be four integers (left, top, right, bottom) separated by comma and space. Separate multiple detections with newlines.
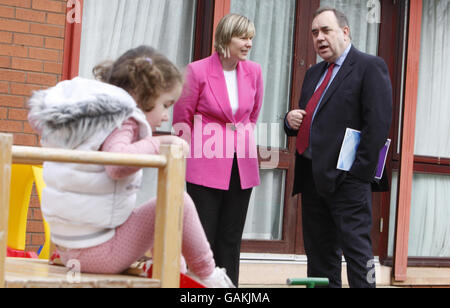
156, 135, 190, 158
170, 136, 190, 158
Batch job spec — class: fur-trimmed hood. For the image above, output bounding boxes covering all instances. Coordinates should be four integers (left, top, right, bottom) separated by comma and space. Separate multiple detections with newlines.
28, 77, 150, 149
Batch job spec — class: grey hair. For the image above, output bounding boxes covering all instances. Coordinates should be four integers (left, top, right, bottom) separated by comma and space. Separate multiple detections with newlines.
313, 6, 352, 39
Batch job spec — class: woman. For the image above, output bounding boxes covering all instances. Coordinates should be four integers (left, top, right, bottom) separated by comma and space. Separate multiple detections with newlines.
173, 13, 263, 286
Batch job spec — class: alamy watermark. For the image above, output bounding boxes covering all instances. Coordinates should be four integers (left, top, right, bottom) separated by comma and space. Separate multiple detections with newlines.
66, 0, 82, 24
171, 116, 281, 169
366, 259, 378, 285
66, 259, 81, 284
367, 0, 381, 24
68, 0, 381, 25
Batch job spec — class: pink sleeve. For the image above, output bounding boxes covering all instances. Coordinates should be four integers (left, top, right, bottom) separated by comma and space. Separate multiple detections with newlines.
250, 63, 264, 124
173, 64, 198, 143
101, 118, 160, 179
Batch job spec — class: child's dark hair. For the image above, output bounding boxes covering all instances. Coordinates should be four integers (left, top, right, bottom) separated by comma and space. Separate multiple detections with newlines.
93, 45, 182, 112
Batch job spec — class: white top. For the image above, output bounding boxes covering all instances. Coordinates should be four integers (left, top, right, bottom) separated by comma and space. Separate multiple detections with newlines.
28, 77, 151, 249
223, 69, 239, 115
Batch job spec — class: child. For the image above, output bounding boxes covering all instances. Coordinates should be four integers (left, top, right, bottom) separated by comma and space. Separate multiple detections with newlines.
27, 45, 234, 288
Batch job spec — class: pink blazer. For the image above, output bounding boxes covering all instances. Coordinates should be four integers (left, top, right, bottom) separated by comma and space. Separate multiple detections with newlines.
173, 52, 264, 190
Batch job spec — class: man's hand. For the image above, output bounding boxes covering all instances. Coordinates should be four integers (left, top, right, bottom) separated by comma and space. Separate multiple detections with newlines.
286, 109, 307, 130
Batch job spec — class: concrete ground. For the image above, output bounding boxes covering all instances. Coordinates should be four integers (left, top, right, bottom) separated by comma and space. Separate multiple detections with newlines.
238, 254, 392, 288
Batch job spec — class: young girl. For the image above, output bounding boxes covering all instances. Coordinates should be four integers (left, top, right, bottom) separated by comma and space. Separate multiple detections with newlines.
27, 45, 234, 288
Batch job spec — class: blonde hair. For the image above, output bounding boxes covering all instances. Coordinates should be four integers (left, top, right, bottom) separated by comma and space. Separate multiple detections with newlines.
93, 45, 182, 112
214, 13, 255, 55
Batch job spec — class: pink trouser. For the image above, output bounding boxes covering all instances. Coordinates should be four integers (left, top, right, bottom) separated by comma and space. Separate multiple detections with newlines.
58, 192, 215, 278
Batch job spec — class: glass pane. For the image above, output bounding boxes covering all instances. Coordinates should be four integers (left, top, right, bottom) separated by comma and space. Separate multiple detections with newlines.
388, 172, 450, 257
318, 0, 380, 62
78, 0, 197, 132
243, 169, 286, 240
414, 0, 450, 158
230, 0, 296, 149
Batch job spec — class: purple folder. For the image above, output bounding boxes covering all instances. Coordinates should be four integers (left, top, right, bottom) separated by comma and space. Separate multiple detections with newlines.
375, 139, 391, 180
337, 128, 391, 180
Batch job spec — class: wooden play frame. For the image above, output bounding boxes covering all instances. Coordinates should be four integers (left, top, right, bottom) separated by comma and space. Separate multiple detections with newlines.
0, 133, 186, 288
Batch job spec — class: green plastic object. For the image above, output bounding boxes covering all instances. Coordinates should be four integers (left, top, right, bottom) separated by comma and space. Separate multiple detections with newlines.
286, 278, 330, 288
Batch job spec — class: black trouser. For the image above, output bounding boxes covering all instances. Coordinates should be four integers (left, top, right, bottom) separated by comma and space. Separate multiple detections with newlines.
301, 159, 376, 288
187, 157, 252, 286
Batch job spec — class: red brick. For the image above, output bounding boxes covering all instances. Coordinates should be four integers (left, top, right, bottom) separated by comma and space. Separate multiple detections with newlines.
23, 121, 35, 133
26, 220, 44, 233
27, 71, 57, 85
0, 0, 31, 8
0, 18, 29, 33
12, 57, 42, 72
13, 32, 43, 47
13, 132, 36, 145
0, 94, 24, 107
32, 0, 64, 13
44, 36, 63, 49
0, 43, 28, 57
10, 82, 42, 96
29, 22, 63, 37
8, 107, 28, 120
0, 106, 6, 118
30, 233, 45, 246
43, 60, 61, 73
29, 47, 59, 61
46, 12, 65, 25
0, 68, 27, 82
0, 80, 8, 93
25, 233, 32, 246
29, 194, 40, 208
16, 8, 46, 23
30, 208, 43, 220
0, 31, 12, 43
0, 119, 22, 132
0, 5, 15, 18
0, 55, 10, 68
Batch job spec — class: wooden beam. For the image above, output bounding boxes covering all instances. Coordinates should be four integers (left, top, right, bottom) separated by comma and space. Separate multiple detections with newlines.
62, 0, 84, 80
0, 134, 13, 288
11, 146, 167, 168
211, 0, 231, 53
393, 0, 423, 282
152, 145, 186, 288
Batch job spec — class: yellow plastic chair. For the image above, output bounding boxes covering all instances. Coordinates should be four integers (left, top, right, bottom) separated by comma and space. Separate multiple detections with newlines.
7, 164, 50, 260
32, 166, 50, 260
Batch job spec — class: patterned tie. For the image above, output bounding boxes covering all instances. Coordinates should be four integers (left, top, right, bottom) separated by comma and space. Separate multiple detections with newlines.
296, 63, 335, 154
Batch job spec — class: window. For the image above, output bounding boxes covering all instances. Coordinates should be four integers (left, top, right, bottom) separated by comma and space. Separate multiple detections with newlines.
230, 0, 296, 242
320, 0, 380, 56
228, 0, 400, 256
388, 0, 450, 261
78, 0, 198, 132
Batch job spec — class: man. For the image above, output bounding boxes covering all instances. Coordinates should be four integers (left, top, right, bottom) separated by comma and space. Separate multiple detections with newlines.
284, 7, 392, 288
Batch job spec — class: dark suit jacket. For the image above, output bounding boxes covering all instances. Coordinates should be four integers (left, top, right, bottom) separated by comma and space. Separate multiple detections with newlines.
285, 46, 393, 196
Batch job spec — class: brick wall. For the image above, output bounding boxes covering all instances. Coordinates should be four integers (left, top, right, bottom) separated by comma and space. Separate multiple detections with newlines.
0, 0, 66, 253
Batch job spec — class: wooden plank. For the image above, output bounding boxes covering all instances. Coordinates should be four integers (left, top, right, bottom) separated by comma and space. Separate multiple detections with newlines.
5, 258, 160, 288
0, 134, 13, 288
152, 145, 186, 288
393, 0, 423, 282
12, 146, 166, 168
